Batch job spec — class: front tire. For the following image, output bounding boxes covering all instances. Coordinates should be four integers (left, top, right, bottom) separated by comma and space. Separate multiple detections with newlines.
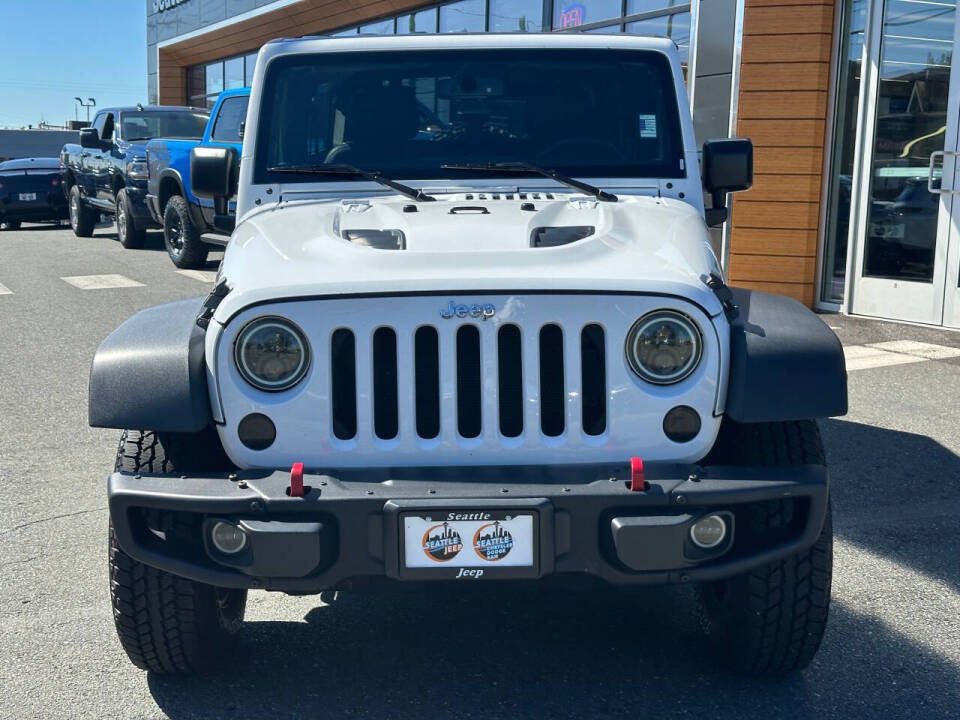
116, 188, 146, 249
109, 429, 246, 674
697, 419, 832, 676
163, 195, 208, 268
68, 185, 96, 237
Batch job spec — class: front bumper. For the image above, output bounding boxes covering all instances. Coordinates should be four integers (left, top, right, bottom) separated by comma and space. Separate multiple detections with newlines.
123, 185, 158, 227
108, 463, 829, 592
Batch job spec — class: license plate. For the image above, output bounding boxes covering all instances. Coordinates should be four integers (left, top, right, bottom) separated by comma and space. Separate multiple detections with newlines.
18, 192, 37, 201
401, 509, 538, 579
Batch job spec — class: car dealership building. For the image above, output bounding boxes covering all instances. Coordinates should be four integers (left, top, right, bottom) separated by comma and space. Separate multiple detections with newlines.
147, 0, 960, 327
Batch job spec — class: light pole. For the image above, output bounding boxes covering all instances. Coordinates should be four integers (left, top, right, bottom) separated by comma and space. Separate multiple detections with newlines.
74, 97, 96, 123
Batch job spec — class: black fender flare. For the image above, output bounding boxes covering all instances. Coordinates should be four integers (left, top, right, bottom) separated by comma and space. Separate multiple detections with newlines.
724, 288, 848, 423
88, 297, 211, 432
156, 168, 206, 229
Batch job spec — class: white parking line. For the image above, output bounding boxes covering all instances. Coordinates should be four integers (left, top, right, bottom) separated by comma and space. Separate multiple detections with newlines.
60, 274, 145, 290
844, 341, 960, 371
843, 345, 925, 371
867, 339, 960, 360
174, 269, 218, 283
0, 282, 12, 295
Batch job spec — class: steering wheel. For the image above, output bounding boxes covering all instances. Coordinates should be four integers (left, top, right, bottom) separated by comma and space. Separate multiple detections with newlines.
536, 138, 626, 164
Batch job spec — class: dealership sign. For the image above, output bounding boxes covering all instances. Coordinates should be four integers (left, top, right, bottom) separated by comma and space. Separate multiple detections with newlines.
153, 0, 188, 12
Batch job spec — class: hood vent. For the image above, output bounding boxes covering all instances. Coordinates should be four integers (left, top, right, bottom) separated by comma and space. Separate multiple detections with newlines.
458, 192, 556, 201
342, 229, 405, 249
531, 226, 595, 248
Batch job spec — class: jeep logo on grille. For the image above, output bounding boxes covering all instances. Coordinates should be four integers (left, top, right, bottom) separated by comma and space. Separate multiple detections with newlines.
440, 301, 496, 321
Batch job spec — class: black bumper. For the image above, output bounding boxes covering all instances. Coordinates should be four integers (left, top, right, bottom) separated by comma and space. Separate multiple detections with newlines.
108, 464, 829, 592
0, 192, 68, 222
124, 185, 158, 227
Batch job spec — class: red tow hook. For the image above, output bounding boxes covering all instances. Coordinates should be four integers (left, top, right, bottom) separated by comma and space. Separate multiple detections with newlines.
629, 457, 646, 492
289, 462, 305, 498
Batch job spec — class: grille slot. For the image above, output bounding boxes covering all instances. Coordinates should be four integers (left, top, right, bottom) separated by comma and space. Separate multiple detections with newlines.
456, 325, 482, 438
372, 327, 398, 440
415, 326, 440, 439
497, 324, 524, 437
539, 324, 565, 437
581, 324, 607, 436
331, 328, 357, 440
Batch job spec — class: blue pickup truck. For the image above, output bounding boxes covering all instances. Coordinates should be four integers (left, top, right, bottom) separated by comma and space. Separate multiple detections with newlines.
146, 88, 249, 268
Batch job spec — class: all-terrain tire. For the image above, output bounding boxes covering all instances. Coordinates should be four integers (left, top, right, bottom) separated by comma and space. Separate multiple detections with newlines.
68, 185, 96, 237
116, 188, 146, 249
697, 419, 832, 676
163, 195, 209, 269
109, 429, 246, 674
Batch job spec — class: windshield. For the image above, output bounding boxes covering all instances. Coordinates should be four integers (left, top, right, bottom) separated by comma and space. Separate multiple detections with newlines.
255, 49, 685, 183
120, 110, 209, 141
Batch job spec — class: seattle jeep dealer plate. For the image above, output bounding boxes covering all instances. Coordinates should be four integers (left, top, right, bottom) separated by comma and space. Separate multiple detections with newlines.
401, 510, 538, 579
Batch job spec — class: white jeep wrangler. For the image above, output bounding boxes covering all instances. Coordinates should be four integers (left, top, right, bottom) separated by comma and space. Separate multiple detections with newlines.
91, 33, 847, 676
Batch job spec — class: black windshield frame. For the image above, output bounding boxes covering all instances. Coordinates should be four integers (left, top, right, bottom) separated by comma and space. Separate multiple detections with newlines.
254, 48, 687, 185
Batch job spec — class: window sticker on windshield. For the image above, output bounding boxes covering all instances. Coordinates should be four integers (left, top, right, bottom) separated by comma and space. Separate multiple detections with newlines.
638, 114, 658, 138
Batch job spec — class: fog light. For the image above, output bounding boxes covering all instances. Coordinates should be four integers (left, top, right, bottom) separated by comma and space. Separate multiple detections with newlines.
210, 521, 247, 555
238, 413, 276, 450
663, 405, 701, 442
690, 514, 727, 549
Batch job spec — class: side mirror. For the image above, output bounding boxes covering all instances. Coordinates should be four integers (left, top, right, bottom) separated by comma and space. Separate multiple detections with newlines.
191, 145, 239, 227
79, 128, 100, 149
702, 138, 753, 227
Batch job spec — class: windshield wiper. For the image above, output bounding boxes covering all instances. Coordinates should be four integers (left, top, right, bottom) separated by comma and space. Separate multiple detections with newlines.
441, 162, 617, 202
266, 163, 436, 202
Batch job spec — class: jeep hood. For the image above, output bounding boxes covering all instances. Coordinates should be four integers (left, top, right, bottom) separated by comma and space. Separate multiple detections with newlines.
213, 194, 724, 323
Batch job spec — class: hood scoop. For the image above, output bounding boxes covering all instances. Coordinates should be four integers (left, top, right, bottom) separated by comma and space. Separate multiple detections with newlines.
531, 225, 595, 248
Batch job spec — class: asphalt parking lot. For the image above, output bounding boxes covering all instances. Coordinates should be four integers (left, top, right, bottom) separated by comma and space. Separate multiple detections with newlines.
1, 223, 959, 720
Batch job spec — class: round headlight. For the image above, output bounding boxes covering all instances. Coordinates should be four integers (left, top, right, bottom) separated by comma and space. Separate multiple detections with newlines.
235, 317, 310, 391
625, 310, 702, 384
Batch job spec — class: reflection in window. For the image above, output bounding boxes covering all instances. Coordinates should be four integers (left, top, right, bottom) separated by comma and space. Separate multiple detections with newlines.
626, 12, 690, 62
821, 0, 866, 303
553, 0, 623, 28
360, 18, 395, 34
862, 0, 955, 283
205, 62, 223, 96
245, 52, 258, 86
440, 0, 486, 32
397, 9, 438, 34
224, 56, 244, 90
489, 0, 543, 31
627, 0, 687, 14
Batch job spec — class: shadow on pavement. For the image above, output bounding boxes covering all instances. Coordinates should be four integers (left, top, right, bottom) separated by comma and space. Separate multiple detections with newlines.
146, 418, 960, 719
822, 418, 960, 593
147, 583, 959, 719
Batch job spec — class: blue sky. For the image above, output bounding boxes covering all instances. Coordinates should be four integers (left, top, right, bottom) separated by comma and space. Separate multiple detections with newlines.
0, 1, 147, 128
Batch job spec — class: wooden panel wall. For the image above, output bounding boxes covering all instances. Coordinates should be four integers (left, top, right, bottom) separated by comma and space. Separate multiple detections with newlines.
728, 0, 836, 306
158, 0, 433, 104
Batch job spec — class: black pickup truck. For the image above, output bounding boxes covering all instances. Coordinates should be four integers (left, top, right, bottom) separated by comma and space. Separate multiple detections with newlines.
61, 105, 208, 248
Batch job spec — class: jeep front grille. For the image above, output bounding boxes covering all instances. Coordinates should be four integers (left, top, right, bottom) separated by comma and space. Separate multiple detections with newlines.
328, 321, 607, 443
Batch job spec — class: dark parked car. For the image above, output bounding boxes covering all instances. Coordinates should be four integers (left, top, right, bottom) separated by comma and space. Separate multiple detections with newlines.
60, 105, 209, 247
0, 157, 68, 229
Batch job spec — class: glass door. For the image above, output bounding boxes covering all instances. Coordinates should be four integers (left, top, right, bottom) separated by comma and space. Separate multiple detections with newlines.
850, 0, 959, 324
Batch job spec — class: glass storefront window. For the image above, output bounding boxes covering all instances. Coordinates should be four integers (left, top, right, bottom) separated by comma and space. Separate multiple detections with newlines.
440, 0, 486, 32
360, 18, 395, 34
245, 52, 258, 86
553, 0, 623, 29
862, 0, 955, 283
489, 0, 543, 31
224, 56, 244, 90
627, 0, 687, 14
205, 62, 223, 96
397, 8, 438, 34
626, 12, 690, 63
821, 0, 867, 303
